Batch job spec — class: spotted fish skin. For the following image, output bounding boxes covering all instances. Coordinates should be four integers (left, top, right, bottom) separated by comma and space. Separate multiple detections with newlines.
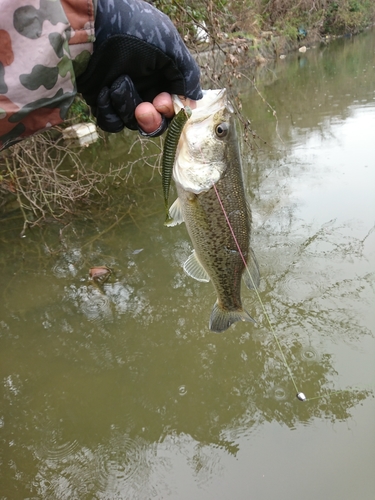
169, 89, 260, 333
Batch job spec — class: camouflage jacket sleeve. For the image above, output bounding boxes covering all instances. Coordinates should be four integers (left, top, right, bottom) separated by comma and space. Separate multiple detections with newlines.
0, 0, 96, 151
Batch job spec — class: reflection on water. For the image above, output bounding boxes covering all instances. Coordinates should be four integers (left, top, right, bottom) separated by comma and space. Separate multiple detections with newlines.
1, 30, 375, 499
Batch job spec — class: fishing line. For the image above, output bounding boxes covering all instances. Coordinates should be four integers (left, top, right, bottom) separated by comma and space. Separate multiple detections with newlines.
212, 183, 304, 400
213, 184, 374, 401
166, 121, 371, 404
213, 183, 374, 404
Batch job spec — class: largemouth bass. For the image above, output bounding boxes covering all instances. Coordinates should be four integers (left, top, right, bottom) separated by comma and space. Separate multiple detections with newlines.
167, 89, 260, 333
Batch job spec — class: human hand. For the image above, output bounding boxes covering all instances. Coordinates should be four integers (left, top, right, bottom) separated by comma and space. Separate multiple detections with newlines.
135, 93, 175, 136
135, 93, 197, 135
76, 0, 202, 137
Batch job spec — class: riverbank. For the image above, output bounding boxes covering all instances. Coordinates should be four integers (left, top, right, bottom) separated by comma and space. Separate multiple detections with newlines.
0, 26, 370, 226
194, 23, 374, 81
159, 0, 375, 77
156, 0, 375, 47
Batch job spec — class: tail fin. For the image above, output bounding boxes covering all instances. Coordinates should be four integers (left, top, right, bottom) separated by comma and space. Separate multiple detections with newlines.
209, 301, 256, 333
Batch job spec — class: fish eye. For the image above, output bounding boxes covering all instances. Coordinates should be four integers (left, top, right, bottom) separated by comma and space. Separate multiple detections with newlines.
215, 122, 229, 138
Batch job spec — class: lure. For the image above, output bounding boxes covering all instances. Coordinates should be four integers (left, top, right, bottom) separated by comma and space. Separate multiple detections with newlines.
162, 106, 192, 225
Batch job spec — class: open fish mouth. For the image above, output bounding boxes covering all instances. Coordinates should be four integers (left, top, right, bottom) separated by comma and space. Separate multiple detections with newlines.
171, 88, 235, 195
173, 89, 232, 120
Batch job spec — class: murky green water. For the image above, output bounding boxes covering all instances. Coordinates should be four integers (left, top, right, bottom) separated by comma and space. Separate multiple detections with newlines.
1, 31, 375, 499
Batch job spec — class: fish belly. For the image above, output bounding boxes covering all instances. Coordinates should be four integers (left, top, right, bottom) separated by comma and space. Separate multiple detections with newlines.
176, 157, 254, 332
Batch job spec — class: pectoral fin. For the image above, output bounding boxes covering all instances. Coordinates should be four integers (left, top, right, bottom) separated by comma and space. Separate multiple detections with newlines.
165, 198, 184, 227
183, 251, 210, 282
243, 247, 260, 290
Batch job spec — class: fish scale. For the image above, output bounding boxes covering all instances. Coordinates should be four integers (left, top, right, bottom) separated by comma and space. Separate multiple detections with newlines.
167, 89, 260, 333
176, 138, 249, 312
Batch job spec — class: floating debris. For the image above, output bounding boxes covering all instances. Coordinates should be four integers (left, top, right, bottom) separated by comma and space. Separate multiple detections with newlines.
63, 123, 99, 146
89, 266, 111, 284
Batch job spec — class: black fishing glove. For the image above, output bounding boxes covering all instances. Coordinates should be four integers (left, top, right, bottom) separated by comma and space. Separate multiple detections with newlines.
77, 0, 202, 136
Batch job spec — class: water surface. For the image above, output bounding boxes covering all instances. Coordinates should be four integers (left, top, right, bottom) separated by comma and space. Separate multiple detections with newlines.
1, 30, 374, 499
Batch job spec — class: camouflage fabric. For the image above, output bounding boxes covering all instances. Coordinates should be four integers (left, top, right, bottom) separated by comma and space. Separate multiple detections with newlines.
0, 0, 96, 150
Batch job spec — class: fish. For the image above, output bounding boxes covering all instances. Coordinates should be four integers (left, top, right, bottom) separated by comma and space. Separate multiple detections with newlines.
166, 89, 260, 333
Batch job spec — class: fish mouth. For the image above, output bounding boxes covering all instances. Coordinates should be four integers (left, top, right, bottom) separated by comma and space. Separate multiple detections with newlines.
172, 89, 230, 120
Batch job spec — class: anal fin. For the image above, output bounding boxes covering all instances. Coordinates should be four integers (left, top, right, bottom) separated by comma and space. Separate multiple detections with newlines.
183, 250, 210, 282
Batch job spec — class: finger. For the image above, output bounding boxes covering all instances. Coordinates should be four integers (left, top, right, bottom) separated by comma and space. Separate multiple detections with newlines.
96, 87, 125, 133
110, 75, 142, 131
138, 115, 169, 138
152, 92, 175, 118
135, 102, 163, 134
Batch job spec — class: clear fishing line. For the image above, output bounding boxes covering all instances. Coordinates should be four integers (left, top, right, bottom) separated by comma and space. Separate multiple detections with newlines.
213, 182, 373, 404
212, 183, 304, 400
174, 100, 362, 403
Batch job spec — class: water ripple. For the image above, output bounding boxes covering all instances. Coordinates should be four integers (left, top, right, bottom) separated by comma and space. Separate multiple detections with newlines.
34, 433, 150, 499
300, 345, 320, 363
273, 387, 287, 401
95, 435, 148, 495
36, 429, 80, 462
67, 284, 113, 322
